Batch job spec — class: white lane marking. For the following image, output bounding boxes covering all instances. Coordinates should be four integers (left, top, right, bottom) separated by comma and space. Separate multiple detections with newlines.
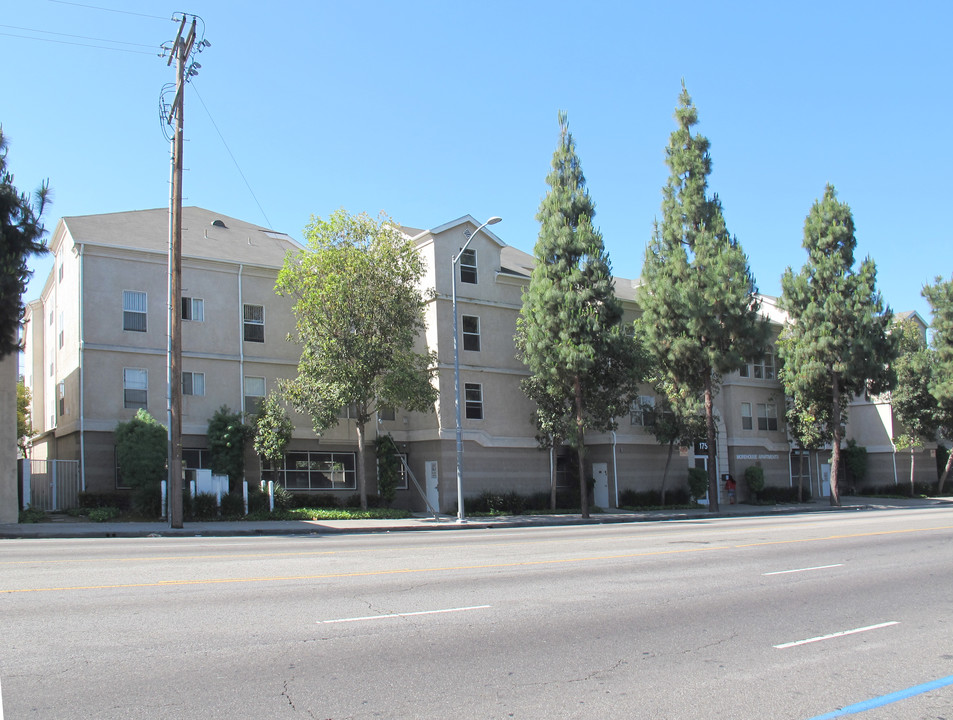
763, 563, 844, 576
774, 621, 899, 649
320, 605, 491, 624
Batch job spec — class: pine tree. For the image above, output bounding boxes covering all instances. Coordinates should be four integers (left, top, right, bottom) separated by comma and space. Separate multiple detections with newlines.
923, 275, 953, 492
891, 321, 938, 496
639, 83, 767, 512
778, 185, 895, 506
516, 112, 645, 518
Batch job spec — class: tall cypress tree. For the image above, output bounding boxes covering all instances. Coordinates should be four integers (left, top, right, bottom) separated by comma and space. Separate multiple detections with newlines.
639, 83, 767, 511
778, 185, 895, 506
923, 276, 953, 492
516, 112, 644, 518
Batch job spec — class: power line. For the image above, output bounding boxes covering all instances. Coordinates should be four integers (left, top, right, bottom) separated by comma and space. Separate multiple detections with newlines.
0, 23, 158, 48
191, 82, 276, 231
0, 31, 159, 55
47, 0, 169, 21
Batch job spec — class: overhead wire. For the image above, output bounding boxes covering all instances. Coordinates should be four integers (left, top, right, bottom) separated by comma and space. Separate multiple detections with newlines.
47, 0, 169, 21
0, 31, 159, 55
191, 82, 276, 232
1, 23, 158, 49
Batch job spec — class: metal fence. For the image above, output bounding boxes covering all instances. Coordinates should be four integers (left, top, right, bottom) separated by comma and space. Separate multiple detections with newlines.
25, 459, 81, 511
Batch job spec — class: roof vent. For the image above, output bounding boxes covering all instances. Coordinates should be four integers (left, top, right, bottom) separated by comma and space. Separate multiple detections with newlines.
211, 219, 227, 228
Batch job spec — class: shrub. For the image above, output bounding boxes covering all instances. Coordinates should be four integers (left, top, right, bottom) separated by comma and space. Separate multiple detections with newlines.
687, 467, 708, 502
19, 507, 46, 523
744, 466, 765, 500
220, 492, 246, 518
248, 488, 270, 514
343, 493, 381, 509
374, 435, 401, 507
272, 483, 294, 510
115, 409, 167, 516
79, 492, 131, 510
843, 439, 868, 490
191, 492, 219, 520
618, 488, 691, 508
88, 507, 120, 522
758, 486, 810, 503
469, 490, 526, 515
291, 493, 340, 509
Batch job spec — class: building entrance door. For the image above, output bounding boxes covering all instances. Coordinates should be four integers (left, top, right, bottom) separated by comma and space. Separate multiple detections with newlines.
425, 461, 439, 514
592, 463, 609, 509
820, 464, 831, 498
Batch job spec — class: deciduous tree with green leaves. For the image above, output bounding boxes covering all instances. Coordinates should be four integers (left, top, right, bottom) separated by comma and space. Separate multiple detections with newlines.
1, 128, 50, 358
253, 393, 294, 471
115, 409, 168, 516
638, 84, 768, 512
778, 185, 895, 506
923, 275, 953, 492
516, 112, 646, 519
276, 209, 437, 510
891, 320, 938, 496
16, 379, 33, 457
207, 406, 250, 493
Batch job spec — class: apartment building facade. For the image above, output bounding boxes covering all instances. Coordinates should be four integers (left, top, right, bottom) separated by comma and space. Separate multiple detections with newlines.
22, 208, 937, 512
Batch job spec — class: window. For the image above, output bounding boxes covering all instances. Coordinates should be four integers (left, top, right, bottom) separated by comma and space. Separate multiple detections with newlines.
377, 453, 409, 491
263, 451, 357, 491
630, 395, 656, 426
741, 349, 776, 380
58, 381, 65, 416
123, 290, 147, 332
741, 402, 753, 430
377, 406, 396, 422
791, 449, 811, 486
757, 402, 778, 431
58, 262, 64, 282
58, 311, 64, 348
182, 371, 205, 396
464, 383, 483, 419
123, 368, 148, 409
459, 249, 477, 284
243, 304, 264, 342
182, 297, 204, 322
244, 376, 265, 415
462, 315, 480, 351
182, 448, 212, 470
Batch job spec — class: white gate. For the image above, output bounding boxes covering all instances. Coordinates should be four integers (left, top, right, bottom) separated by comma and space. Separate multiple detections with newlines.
26, 459, 81, 511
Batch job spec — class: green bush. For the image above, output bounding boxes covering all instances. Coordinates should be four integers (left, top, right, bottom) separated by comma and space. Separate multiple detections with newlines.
687, 467, 708, 502
291, 493, 340, 509
114, 409, 168, 516
19, 507, 46, 523
744, 465, 765, 500
79, 492, 131, 510
758, 486, 811, 503
843, 439, 868, 490
618, 488, 691, 508
272, 483, 294, 510
88, 507, 120, 522
343, 493, 381, 509
248, 488, 270, 513
469, 490, 526, 515
220, 492, 246, 518
191, 492, 219, 520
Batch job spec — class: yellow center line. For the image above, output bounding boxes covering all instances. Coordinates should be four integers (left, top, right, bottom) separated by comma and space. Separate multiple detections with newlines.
4, 524, 951, 595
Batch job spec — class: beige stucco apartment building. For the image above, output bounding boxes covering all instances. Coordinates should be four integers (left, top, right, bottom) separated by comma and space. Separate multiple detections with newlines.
20, 207, 938, 514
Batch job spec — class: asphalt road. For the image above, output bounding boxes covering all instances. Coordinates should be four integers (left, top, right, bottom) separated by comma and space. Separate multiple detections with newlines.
2, 508, 952, 719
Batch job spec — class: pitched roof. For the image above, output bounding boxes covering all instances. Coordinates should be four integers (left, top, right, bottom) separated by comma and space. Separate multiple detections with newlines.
61, 206, 301, 268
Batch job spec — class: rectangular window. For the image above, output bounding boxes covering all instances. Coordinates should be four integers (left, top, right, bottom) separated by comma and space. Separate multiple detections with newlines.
243, 304, 265, 342
462, 315, 481, 351
741, 402, 752, 430
739, 363, 750, 378
377, 453, 409, 491
750, 349, 776, 380
58, 311, 64, 348
182, 371, 205, 396
791, 449, 811, 486
464, 382, 483, 419
378, 406, 396, 422
459, 249, 477, 284
182, 297, 204, 322
244, 376, 265, 415
630, 395, 656, 426
123, 367, 148, 409
264, 451, 357, 491
757, 402, 778, 431
123, 290, 147, 332
182, 448, 212, 470
58, 262, 64, 282
58, 381, 65, 416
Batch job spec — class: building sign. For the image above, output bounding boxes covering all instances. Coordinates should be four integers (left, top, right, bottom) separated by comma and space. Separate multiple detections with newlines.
694, 440, 714, 455
736, 453, 780, 460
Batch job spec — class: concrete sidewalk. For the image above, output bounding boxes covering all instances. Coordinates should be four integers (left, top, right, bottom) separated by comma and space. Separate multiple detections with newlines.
2, 495, 951, 540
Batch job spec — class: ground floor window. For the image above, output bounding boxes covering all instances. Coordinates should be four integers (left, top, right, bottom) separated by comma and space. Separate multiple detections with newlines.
183, 448, 212, 470
791, 449, 811, 486
262, 451, 356, 490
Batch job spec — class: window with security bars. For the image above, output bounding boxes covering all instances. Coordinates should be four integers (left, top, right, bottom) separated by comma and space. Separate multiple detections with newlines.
243, 304, 264, 342
123, 290, 147, 332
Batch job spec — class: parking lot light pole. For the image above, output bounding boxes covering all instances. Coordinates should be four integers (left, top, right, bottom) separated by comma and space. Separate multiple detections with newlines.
452, 216, 501, 523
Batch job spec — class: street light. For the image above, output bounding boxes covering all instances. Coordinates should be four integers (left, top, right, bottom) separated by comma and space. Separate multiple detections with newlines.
452, 216, 502, 523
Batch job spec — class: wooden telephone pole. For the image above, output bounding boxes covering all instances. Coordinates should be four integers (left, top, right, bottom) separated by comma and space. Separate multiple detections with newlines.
163, 14, 207, 528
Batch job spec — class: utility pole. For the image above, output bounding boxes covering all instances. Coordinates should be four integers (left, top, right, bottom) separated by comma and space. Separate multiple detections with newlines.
161, 14, 208, 528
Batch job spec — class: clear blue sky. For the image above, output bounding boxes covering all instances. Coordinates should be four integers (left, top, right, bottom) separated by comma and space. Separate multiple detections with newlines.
5, 0, 951, 324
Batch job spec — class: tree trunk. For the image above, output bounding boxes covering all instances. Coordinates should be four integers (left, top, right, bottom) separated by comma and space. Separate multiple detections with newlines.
797, 445, 805, 503
550, 444, 557, 511
830, 374, 842, 507
659, 439, 675, 506
704, 373, 719, 512
356, 419, 367, 510
574, 375, 589, 519
938, 451, 953, 494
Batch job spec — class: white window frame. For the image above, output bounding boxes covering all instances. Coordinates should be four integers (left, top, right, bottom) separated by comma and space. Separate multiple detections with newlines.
459, 249, 478, 284
464, 382, 483, 420
243, 304, 265, 343
123, 367, 148, 409
757, 402, 778, 431
741, 402, 753, 430
182, 297, 205, 322
630, 395, 656, 426
462, 314, 481, 351
182, 371, 205, 396
244, 376, 265, 414
123, 290, 147, 333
